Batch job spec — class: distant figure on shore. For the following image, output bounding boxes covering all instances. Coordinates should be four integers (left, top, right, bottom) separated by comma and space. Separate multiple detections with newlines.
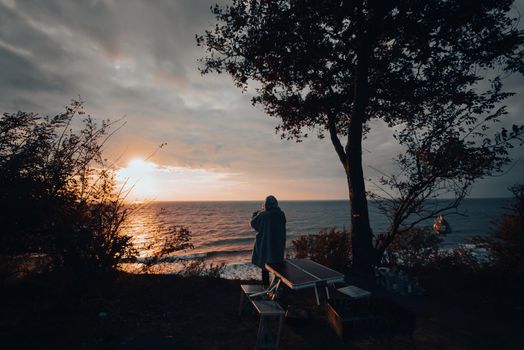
250, 195, 287, 285
433, 215, 452, 235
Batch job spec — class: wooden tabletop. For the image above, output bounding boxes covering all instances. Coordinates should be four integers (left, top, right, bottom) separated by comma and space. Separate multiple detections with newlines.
265, 259, 345, 289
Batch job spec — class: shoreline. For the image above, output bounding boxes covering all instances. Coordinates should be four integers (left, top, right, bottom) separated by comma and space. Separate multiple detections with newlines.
127, 241, 492, 279
7, 240, 491, 282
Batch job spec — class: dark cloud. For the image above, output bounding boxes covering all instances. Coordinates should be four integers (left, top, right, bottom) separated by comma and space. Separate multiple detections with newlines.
0, 48, 55, 91
0, 0, 523, 199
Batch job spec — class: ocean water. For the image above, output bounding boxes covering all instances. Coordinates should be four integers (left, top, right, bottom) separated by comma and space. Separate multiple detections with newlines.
124, 198, 513, 279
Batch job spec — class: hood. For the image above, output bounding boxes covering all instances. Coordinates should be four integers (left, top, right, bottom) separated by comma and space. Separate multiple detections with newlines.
264, 195, 279, 210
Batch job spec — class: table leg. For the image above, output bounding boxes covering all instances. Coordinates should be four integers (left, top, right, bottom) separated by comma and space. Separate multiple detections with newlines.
275, 314, 284, 350
255, 316, 266, 349
271, 279, 282, 300
314, 285, 320, 305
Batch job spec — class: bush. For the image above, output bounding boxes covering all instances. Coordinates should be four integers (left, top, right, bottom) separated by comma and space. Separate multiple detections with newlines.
140, 225, 194, 269
180, 258, 226, 278
374, 186, 524, 299
416, 246, 488, 296
473, 184, 524, 277
380, 227, 490, 297
0, 101, 134, 276
292, 227, 351, 272
382, 227, 442, 268
58, 197, 138, 274
467, 184, 524, 298
0, 100, 203, 290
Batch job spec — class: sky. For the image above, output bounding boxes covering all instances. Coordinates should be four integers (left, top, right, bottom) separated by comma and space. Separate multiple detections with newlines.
0, 0, 523, 201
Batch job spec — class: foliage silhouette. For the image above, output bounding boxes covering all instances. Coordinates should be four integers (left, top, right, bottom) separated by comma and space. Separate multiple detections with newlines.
473, 184, 524, 278
370, 116, 524, 259
0, 100, 136, 275
198, 0, 524, 271
292, 227, 352, 273
381, 227, 442, 269
0, 100, 194, 278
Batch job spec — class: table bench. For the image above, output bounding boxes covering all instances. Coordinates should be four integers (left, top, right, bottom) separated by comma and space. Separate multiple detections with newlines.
337, 285, 372, 301
326, 296, 416, 349
239, 284, 285, 350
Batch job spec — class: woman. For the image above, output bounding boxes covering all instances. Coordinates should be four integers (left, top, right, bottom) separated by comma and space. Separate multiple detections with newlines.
250, 195, 286, 285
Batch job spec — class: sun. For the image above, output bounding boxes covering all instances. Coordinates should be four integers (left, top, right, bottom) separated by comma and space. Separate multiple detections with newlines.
117, 158, 160, 201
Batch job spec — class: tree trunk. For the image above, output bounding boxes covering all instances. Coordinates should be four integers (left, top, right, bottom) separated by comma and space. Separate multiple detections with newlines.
346, 126, 375, 273
346, 155, 374, 273
347, 5, 374, 273
328, 112, 375, 273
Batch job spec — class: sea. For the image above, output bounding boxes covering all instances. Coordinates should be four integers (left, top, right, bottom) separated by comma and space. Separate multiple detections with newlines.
123, 198, 513, 279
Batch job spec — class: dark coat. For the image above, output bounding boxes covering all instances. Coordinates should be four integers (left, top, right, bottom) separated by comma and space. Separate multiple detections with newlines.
250, 207, 286, 268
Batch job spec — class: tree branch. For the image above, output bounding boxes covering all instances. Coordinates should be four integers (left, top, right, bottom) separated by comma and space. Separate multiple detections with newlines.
327, 111, 347, 168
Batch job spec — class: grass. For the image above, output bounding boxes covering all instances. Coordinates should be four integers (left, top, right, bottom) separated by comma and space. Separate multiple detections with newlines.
1, 271, 523, 349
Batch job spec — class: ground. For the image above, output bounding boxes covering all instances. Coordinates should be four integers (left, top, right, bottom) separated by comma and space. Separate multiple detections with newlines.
0, 272, 522, 349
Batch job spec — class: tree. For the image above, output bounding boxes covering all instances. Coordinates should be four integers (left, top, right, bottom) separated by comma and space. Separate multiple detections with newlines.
371, 103, 524, 260
197, 0, 524, 271
0, 100, 143, 276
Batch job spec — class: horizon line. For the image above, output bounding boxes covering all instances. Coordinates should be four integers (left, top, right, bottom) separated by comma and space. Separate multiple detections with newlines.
127, 196, 514, 203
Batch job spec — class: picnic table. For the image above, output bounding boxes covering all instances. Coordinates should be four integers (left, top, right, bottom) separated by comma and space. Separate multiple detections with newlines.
264, 258, 345, 305
239, 259, 379, 349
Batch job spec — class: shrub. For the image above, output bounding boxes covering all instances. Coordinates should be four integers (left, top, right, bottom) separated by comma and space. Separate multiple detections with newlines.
468, 184, 524, 297
0, 100, 202, 287
376, 186, 524, 299
59, 196, 138, 274
473, 184, 524, 277
140, 225, 194, 269
181, 258, 226, 278
381, 227, 442, 268
0, 101, 134, 276
380, 227, 489, 297
140, 225, 223, 277
413, 246, 490, 297
292, 227, 351, 272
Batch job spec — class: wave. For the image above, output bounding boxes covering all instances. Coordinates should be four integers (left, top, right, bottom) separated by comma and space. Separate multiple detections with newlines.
135, 253, 208, 263
198, 236, 254, 248
206, 249, 252, 258
135, 248, 253, 263
221, 263, 260, 280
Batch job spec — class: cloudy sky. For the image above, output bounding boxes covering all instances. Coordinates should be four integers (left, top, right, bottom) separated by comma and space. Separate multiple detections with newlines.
1, 0, 523, 201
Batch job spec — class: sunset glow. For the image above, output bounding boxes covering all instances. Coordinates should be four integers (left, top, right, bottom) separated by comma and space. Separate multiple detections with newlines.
117, 159, 160, 201
116, 158, 240, 201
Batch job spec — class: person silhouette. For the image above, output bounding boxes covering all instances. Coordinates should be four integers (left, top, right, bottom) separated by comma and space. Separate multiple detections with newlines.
250, 195, 287, 285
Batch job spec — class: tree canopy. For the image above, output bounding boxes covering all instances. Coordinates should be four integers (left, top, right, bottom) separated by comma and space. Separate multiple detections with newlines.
198, 0, 524, 270
199, 0, 523, 139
